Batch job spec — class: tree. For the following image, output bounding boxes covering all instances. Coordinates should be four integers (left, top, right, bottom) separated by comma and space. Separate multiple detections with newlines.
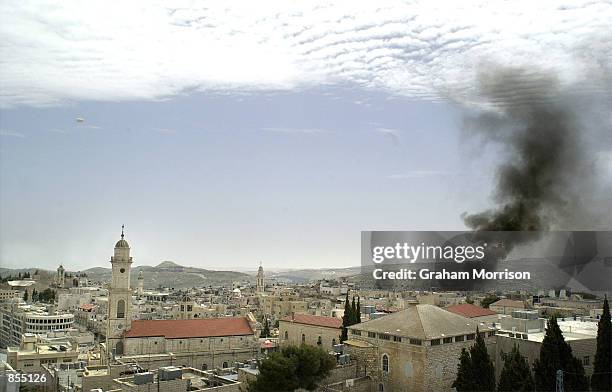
481, 295, 499, 309
23, 290, 28, 302
591, 295, 611, 392
260, 318, 271, 338
340, 292, 351, 342
533, 316, 589, 392
356, 297, 361, 324
351, 296, 357, 324
470, 327, 496, 391
453, 348, 475, 392
248, 345, 336, 392
498, 345, 535, 391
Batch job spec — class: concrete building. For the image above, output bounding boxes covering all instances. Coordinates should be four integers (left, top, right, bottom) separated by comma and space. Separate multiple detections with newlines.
344, 304, 496, 392
6, 333, 80, 372
489, 298, 526, 315
495, 311, 598, 379
0, 303, 74, 348
279, 313, 342, 349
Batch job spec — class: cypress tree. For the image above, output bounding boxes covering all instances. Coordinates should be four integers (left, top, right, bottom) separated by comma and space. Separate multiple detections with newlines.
498, 345, 535, 392
533, 316, 589, 392
351, 296, 357, 324
340, 292, 350, 342
261, 318, 271, 338
591, 295, 611, 392
453, 348, 475, 392
356, 297, 361, 323
23, 290, 28, 302
470, 327, 496, 391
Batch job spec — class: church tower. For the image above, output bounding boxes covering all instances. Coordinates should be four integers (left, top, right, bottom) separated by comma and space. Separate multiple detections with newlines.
55, 264, 65, 288
256, 262, 265, 295
106, 226, 132, 357
137, 270, 144, 296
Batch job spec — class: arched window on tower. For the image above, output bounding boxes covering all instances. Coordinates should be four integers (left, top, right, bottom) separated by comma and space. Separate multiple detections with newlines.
115, 341, 124, 356
117, 299, 125, 319
382, 354, 389, 373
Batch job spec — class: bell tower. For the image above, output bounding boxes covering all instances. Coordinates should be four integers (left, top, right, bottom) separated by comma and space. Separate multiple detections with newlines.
106, 225, 132, 357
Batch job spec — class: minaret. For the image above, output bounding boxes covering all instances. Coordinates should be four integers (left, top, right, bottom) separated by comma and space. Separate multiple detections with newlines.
106, 225, 132, 357
256, 262, 265, 295
56, 264, 65, 288
137, 271, 144, 296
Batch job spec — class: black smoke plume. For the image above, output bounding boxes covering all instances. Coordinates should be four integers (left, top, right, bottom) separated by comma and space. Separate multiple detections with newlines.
462, 68, 585, 236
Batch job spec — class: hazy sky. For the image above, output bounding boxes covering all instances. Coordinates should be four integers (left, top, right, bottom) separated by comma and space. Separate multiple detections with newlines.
1, 1, 611, 270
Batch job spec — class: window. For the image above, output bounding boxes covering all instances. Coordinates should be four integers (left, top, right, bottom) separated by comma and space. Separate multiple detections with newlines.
301, 334, 305, 343
466, 334, 475, 340
431, 339, 441, 346
368, 332, 376, 338
381, 354, 389, 373
583, 356, 590, 366
488, 331, 496, 337
332, 339, 336, 346
409, 338, 422, 346
455, 335, 465, 342
284, 331, 289, 340
379, 333, 390, 340
116, 299, 125, 319
222, 361, 228, 368
317, 336, 322, 346
352, 330, 361, 336
443, 337, 453, 344
202, 363, 208, 371
115, 341, 124, 355
378, 383, 384, 392
393, 336, 401, 342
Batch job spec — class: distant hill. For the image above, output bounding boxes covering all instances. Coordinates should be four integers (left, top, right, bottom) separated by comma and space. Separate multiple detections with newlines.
269, 266, 362, 283
82, 261, 253, 288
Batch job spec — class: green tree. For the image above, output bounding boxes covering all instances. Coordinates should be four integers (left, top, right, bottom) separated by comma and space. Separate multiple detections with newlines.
260, 318, 271, 338
23, 290, 28, 302
533, 316, 589, 392
470, 327, 496, 391
350, 296, 357, 324
591, 296, 611, 392
498, 345, 535, 391
249, 345, 336, 392
356, 297, 361, 324
340, 292, 351, 342
453, 348, 475, 392
481, 295, 499, 309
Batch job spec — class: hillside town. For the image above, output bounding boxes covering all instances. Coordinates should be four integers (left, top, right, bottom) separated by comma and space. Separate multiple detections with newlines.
0, 230, 610, 392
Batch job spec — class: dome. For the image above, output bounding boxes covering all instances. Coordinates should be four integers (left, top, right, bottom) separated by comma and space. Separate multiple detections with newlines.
115, 239, 130, 248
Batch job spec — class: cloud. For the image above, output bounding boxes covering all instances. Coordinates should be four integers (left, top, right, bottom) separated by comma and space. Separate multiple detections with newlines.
0, 1, 610, 107
387, 171, 456, 179
261, 127, 326, 134
0, 129, 25, 138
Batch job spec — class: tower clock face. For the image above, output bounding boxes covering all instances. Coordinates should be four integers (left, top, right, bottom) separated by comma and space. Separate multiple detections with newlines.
117, 323, 124, 330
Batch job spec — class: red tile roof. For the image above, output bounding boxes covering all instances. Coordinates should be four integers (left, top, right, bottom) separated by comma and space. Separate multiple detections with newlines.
446, 303, 496, 318
124, 317, 253, 339
79, 304, 95, 311
280, 314, 342, 329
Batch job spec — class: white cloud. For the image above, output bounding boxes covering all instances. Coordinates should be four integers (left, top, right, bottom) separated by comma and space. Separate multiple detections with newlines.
0, 1, 610, 107
261, 127, 325, 134
0, 129, 25, 137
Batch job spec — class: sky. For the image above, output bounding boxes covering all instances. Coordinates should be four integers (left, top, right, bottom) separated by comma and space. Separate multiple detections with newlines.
1, 1, 611, 271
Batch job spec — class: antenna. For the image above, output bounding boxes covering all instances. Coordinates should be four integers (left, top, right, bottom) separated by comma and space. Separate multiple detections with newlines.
121, 225, 125, 239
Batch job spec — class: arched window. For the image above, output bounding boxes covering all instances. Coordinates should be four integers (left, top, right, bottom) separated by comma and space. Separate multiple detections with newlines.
116, 299, 125, 319
382, 354, 389, 373
332, 338, 336, 347
301, 334, 306, 343
201, 364, 208, 371
378, 383, 384, 391
284, 331, 289, 340
222, 361, 228, 368
317, 336, 322, 346
115, 341, 123, 355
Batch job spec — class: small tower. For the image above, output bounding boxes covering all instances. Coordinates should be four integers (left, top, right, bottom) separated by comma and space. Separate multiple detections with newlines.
137, 271, 144, 296
106, 225, 133, 358
56, 264, 66, 288
256, 262, 265, 295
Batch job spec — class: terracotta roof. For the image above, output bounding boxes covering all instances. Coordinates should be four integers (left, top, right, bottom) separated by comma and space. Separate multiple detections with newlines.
490, 299, 525, 308
280, 314, 342, 329
124, 317, 253, 339
79, 304, 95, 311
446, 303, 496, 318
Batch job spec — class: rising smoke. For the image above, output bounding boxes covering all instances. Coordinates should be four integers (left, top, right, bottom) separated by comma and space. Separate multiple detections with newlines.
462, 67, 592, 234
